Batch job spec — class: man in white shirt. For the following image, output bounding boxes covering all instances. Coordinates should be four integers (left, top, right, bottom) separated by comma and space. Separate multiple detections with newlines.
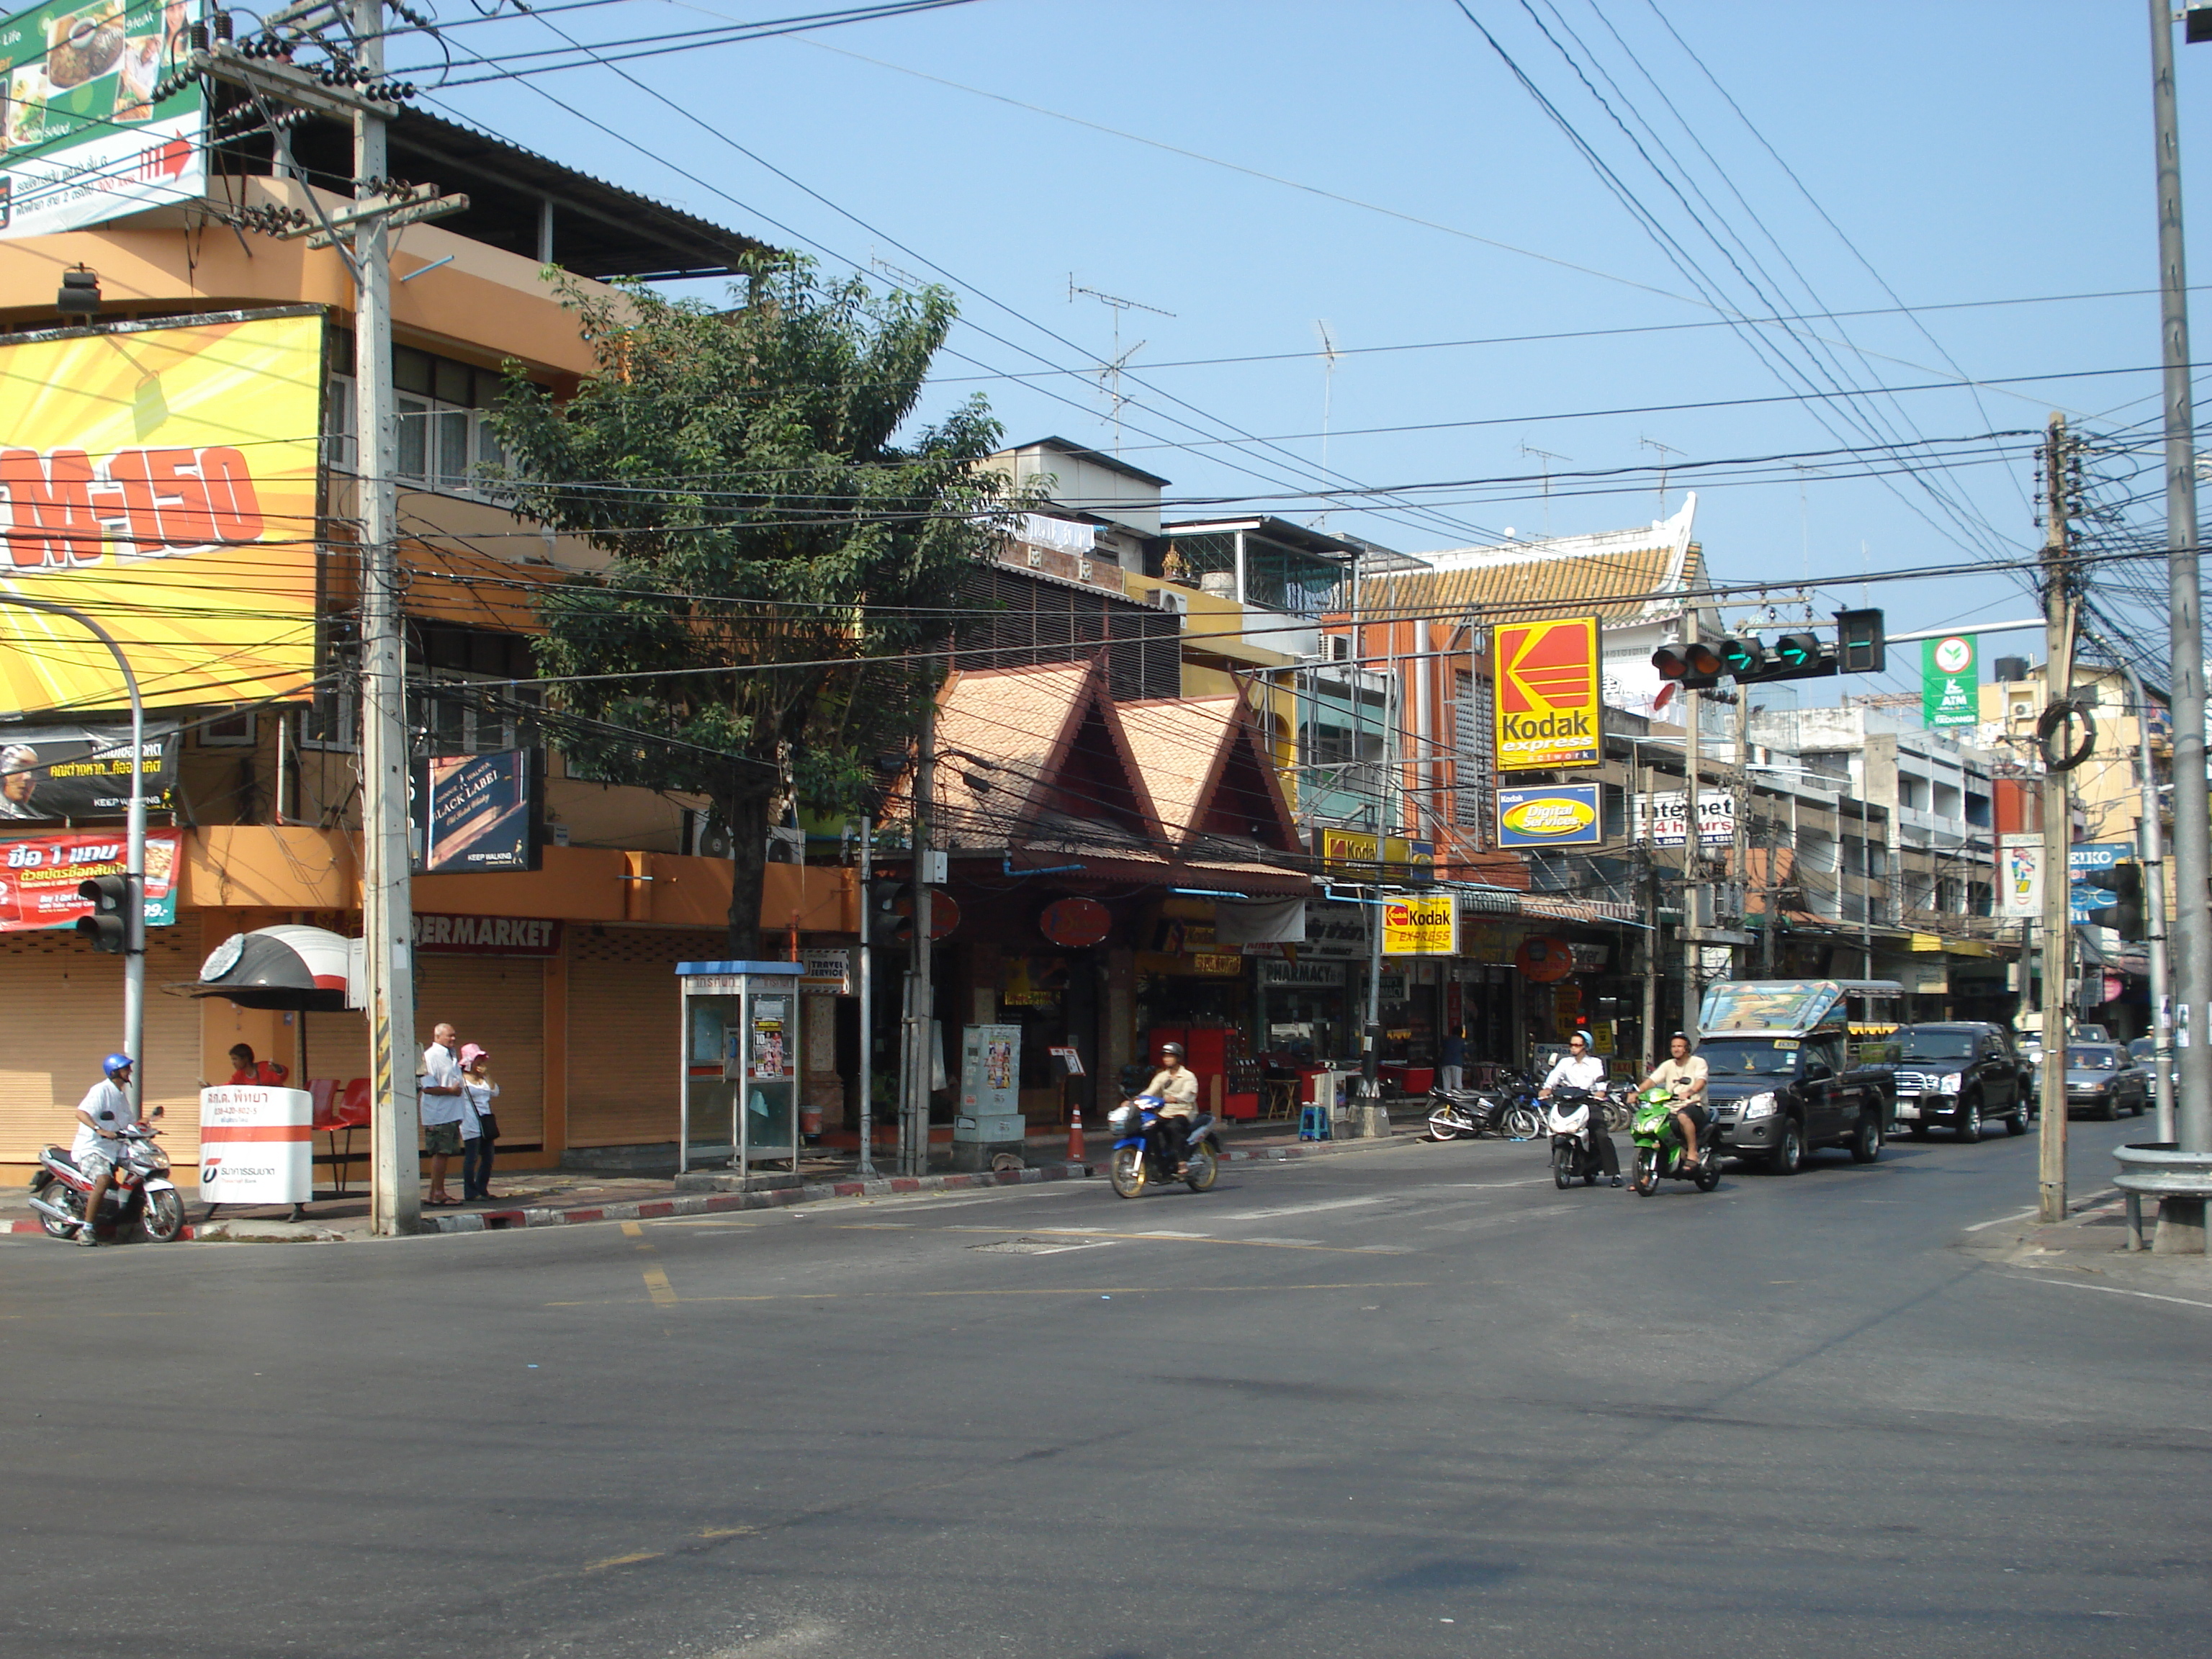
1539, 1030, 1608, 1097
1135, 1042, 1200, 1174
1640, 1033, 1712, 1170
420, 1022, 465, 1206
70, 1053, 135, 1246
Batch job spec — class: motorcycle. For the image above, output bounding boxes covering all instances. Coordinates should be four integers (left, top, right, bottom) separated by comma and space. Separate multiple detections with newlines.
1544, 1089, 1622, 1189
1107, 1096, 1221, 1197
28, 1107, 185, 1244
1427, 1076, 1541, 1142
1629, 1089, 1723, 1196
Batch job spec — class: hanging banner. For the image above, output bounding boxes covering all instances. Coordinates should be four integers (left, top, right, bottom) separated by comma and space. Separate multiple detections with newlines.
1493, 616, 1600, 770
1496, 783, 1602, 848
0, 825, 177, 930
0, 719, 176, 819
1922, 634, 1978, 727
1998, 834, 2041, 920
1381, 894, 1457, 956
0, 309, 323, 710
0, 0, 207, 238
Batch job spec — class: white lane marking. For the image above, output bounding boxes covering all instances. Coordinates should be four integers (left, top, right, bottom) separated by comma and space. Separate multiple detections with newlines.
2008, 1274, 2212, 1312
1129, 1230, 1213, 1239
1962, 1206, 2041, 1233
1424, 1202, 1581, 1233
1218, 1195, 1393, 1221
1962, 1188, 2123, 1233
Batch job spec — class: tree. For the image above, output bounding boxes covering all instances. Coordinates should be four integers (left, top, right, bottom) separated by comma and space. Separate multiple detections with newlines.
490, 258, 1006, 956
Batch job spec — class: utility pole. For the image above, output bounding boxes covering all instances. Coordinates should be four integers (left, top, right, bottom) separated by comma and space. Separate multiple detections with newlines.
856, 815, 875, 1176
2038, 413, 2075, 1225
348, 0, 420, 1238
1732, 678, 1751, 981
2090, 636, 2175, 1139
2149, 0, 2212, 1250
903, 689, 935, 1177
1680, 619, 1704, 1044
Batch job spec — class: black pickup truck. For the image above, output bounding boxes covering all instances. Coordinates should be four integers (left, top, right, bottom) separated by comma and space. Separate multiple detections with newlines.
1695, 981, 1894, 1175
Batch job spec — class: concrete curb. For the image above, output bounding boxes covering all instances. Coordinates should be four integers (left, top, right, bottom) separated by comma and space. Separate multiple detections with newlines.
3, 1130, 1407, 1242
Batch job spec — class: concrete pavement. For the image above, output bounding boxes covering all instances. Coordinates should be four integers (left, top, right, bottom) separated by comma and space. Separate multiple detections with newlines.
3, 1112, 2204, 1658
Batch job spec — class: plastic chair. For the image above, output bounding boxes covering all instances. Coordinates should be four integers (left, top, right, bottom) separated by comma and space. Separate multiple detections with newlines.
327, 1078, 372, 1195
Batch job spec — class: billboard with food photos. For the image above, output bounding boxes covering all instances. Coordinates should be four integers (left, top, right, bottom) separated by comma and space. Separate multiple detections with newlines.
1493, 616, 1601, 770
0, 825, 178, 931
0, 308, 323, 711
412, 750, 544, 875
0, 0, 205, 237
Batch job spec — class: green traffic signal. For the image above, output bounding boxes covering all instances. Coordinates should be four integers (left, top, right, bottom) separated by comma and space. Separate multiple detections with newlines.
1718, 637, 1766, 676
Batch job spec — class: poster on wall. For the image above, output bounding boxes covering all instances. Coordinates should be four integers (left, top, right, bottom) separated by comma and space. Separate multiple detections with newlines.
0, 720, 176, 819
0, 309, 323, 709
0, 0, 207, 238
1493, 616, 1600, 770
412, 750, 544, 873
958, 1022, 1020, 1117
0, 825, 176, 930
1998, 834, 2041, 920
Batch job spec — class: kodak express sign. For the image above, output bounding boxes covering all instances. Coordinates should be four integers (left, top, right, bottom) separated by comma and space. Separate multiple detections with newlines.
1381, 894, 1457, 957
0, 309, 323, 711
1493, 616, 1600, 771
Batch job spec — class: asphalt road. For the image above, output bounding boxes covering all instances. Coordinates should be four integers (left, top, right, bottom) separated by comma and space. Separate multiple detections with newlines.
4, 1115, 2206, 1659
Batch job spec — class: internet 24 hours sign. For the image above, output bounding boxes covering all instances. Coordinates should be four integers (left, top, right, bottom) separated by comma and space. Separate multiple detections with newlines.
1497, 784, 1602, 848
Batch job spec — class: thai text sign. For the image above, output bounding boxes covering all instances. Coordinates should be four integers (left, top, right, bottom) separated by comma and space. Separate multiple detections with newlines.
197, 1084, 313, 1204
1922, 634, 1977, 728
1493, 616, 1600, 770
0, 720, 176, 819
0, 826, 176, 930
1382, 894, 1457, 956
0, 0, 207, 238
1497, 783, 1602, 848
0, 310, 323, 710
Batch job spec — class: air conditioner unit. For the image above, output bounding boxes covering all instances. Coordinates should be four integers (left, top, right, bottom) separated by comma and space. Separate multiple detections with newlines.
685, 809, 736, 860
1153, 586, 1187, 615
1322, 634, 1353, 663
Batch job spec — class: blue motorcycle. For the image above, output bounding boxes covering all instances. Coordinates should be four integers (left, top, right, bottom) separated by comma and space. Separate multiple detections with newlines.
1105, 1094, 1222, 1198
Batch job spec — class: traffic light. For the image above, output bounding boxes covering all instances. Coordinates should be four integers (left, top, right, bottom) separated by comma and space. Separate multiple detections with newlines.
1653, 631, 1835, 689
76, 873, 135, 954
2083, 863, 2147, 941
1651, 639, 1727, 691
1835, 607, 1887, 675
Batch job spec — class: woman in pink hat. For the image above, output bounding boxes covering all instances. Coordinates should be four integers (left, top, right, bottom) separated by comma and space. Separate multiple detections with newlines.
458, 1043, 500, 1201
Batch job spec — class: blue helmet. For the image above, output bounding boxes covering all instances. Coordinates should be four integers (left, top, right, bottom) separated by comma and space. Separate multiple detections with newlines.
102, 1053, 133, 1078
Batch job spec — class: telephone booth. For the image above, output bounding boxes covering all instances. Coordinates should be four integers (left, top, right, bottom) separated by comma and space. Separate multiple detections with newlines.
676, 961, 805, 1175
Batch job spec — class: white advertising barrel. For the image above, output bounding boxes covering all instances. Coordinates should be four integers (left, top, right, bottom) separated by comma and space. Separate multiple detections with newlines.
197, 1086, 314, 1205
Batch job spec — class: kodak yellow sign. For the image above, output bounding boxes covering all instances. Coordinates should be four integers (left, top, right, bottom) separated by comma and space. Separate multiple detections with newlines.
0, 310, 323, 712
1493, 616, 1601, 771
1381, 895, 1457, 957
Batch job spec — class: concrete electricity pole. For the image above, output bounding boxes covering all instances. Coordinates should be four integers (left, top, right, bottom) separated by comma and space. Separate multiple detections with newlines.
1680, 621, 1704, 1044
2038, 413, 2076, 1225
2149, 0, 2212, 1250
903, 688, 935, 1177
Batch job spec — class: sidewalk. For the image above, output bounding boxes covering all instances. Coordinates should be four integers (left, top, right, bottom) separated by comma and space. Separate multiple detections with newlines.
4, 1108, 1433, 1245
1957, 1185, 2212, 1298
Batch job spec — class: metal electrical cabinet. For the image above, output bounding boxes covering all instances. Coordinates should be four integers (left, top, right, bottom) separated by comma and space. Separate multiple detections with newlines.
676, 961, 804, 1176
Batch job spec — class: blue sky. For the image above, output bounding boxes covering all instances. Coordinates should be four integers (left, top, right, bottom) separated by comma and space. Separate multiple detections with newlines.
416, 0, 2212, 702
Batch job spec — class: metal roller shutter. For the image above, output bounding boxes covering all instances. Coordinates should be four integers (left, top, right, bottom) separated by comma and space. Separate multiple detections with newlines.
0, 920, 204, 1170
568, 928, 716, 1148
413, 955, 546, 1147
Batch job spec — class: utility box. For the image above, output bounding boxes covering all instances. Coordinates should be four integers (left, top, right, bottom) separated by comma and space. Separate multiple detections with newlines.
952, 1022, 1024, 1166
676, 961, 804, 1178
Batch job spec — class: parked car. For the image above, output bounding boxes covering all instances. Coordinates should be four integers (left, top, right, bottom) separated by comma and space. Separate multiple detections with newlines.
1885, 1022, 2029, 1140
2059, 1044, 2149, 1120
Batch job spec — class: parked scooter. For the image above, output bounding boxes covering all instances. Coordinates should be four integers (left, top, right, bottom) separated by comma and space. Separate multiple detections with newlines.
1544, 1089, 1623, 1188
28, 1107, 185, 1244
1629, 1089, 1722, 1196
1107, 1095, 1221, 1197
1427, 1074, 1541, 1142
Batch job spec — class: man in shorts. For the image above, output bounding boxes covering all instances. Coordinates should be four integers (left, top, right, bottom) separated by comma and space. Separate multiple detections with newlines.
420, 1022, 465, 1205
1640, 1033, 1712, 1170
71, 1053, 135, 1246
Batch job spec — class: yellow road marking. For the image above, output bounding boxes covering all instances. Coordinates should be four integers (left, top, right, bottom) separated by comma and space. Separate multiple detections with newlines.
698, 1525, 758, 1539
584, 1552, 662, 1572
547, 1280, 1430, 1307
620, 1221, 644, 1238
642, 1264, 678, 1306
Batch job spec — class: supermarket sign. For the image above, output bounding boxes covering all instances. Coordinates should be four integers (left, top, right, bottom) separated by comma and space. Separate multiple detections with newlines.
0, 827, 178, 930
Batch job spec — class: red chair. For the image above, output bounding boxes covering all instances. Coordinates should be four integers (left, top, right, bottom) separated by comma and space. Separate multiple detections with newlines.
325, 1078, 372, 1195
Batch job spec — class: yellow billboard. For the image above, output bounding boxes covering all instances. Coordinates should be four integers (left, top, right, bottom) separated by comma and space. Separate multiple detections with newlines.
0, 307, 323, 711
1494, 616, 1600, 770
1381, 894, 1457, 957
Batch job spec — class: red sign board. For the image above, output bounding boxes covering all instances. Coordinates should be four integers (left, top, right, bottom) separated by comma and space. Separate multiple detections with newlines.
0, 830, 180, 932
1039, 896, 1111, 948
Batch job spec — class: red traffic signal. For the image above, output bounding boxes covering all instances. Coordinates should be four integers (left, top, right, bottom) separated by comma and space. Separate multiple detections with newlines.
1651, 641, 1727, 690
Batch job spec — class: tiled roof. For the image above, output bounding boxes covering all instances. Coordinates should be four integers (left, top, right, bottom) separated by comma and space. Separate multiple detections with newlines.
1117, 694, 1300, 856
1345, 538, 1704, 626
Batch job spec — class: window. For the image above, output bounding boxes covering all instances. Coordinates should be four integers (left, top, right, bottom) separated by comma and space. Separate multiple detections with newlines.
410, 673, 538, 755
1451, 669, 1493, 841
200, 707, 256, 747
326, 348, 518, 503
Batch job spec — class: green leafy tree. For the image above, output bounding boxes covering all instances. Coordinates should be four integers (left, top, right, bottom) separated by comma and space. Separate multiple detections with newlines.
490, 258, 1006, 956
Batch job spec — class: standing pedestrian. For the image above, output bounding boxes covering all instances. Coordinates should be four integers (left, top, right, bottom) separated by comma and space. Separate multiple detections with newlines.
420, 1021, 464, 1206
1438, 1026, 1467, 1094
458, 1043, 500, 1202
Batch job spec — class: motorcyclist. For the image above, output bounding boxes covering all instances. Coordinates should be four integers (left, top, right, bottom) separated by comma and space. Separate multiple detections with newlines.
1130, 1041, 1199, 1175
71, 1053, 135, 1247
1639, 1032, 1712, 1171
1539, 1030, 1620, 1185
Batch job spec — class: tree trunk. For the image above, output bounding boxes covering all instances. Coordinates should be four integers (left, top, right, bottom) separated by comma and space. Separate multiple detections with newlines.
715, 770, 781, 960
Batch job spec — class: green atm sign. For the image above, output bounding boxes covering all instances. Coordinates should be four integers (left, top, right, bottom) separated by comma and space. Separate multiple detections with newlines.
1922, 634, 1977, 728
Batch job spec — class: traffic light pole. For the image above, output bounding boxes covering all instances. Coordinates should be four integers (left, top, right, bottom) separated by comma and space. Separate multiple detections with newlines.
1, 597, 145, 1112
2090, 631, 2175, 1139
2038, 414, 2075, 1225
1681, 664, 1703, 1046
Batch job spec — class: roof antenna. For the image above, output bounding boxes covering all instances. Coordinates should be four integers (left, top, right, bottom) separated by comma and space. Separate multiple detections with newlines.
1313, 320, 1341, 528
1640, 435, 1684, 517
1519, 442, 1570, 537
1070, 275, 1174, 454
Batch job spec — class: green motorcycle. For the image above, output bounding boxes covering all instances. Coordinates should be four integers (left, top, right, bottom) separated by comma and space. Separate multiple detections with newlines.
1629, 1087, 1723, 1196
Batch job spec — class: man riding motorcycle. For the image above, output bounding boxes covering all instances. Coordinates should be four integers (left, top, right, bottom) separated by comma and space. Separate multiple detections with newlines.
1538, 1030, 1620, 1184
71, 1053, 135, 1247
1130, 1042, 1199, 1176
1637, 1032, 1711, 1172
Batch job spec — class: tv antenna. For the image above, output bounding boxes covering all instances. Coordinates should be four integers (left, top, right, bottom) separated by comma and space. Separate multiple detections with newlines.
1314, 320, 1341, 527
1070, 276, 1174, 453
1519, 442, 1571, 536
1640, 436, 1684, 515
